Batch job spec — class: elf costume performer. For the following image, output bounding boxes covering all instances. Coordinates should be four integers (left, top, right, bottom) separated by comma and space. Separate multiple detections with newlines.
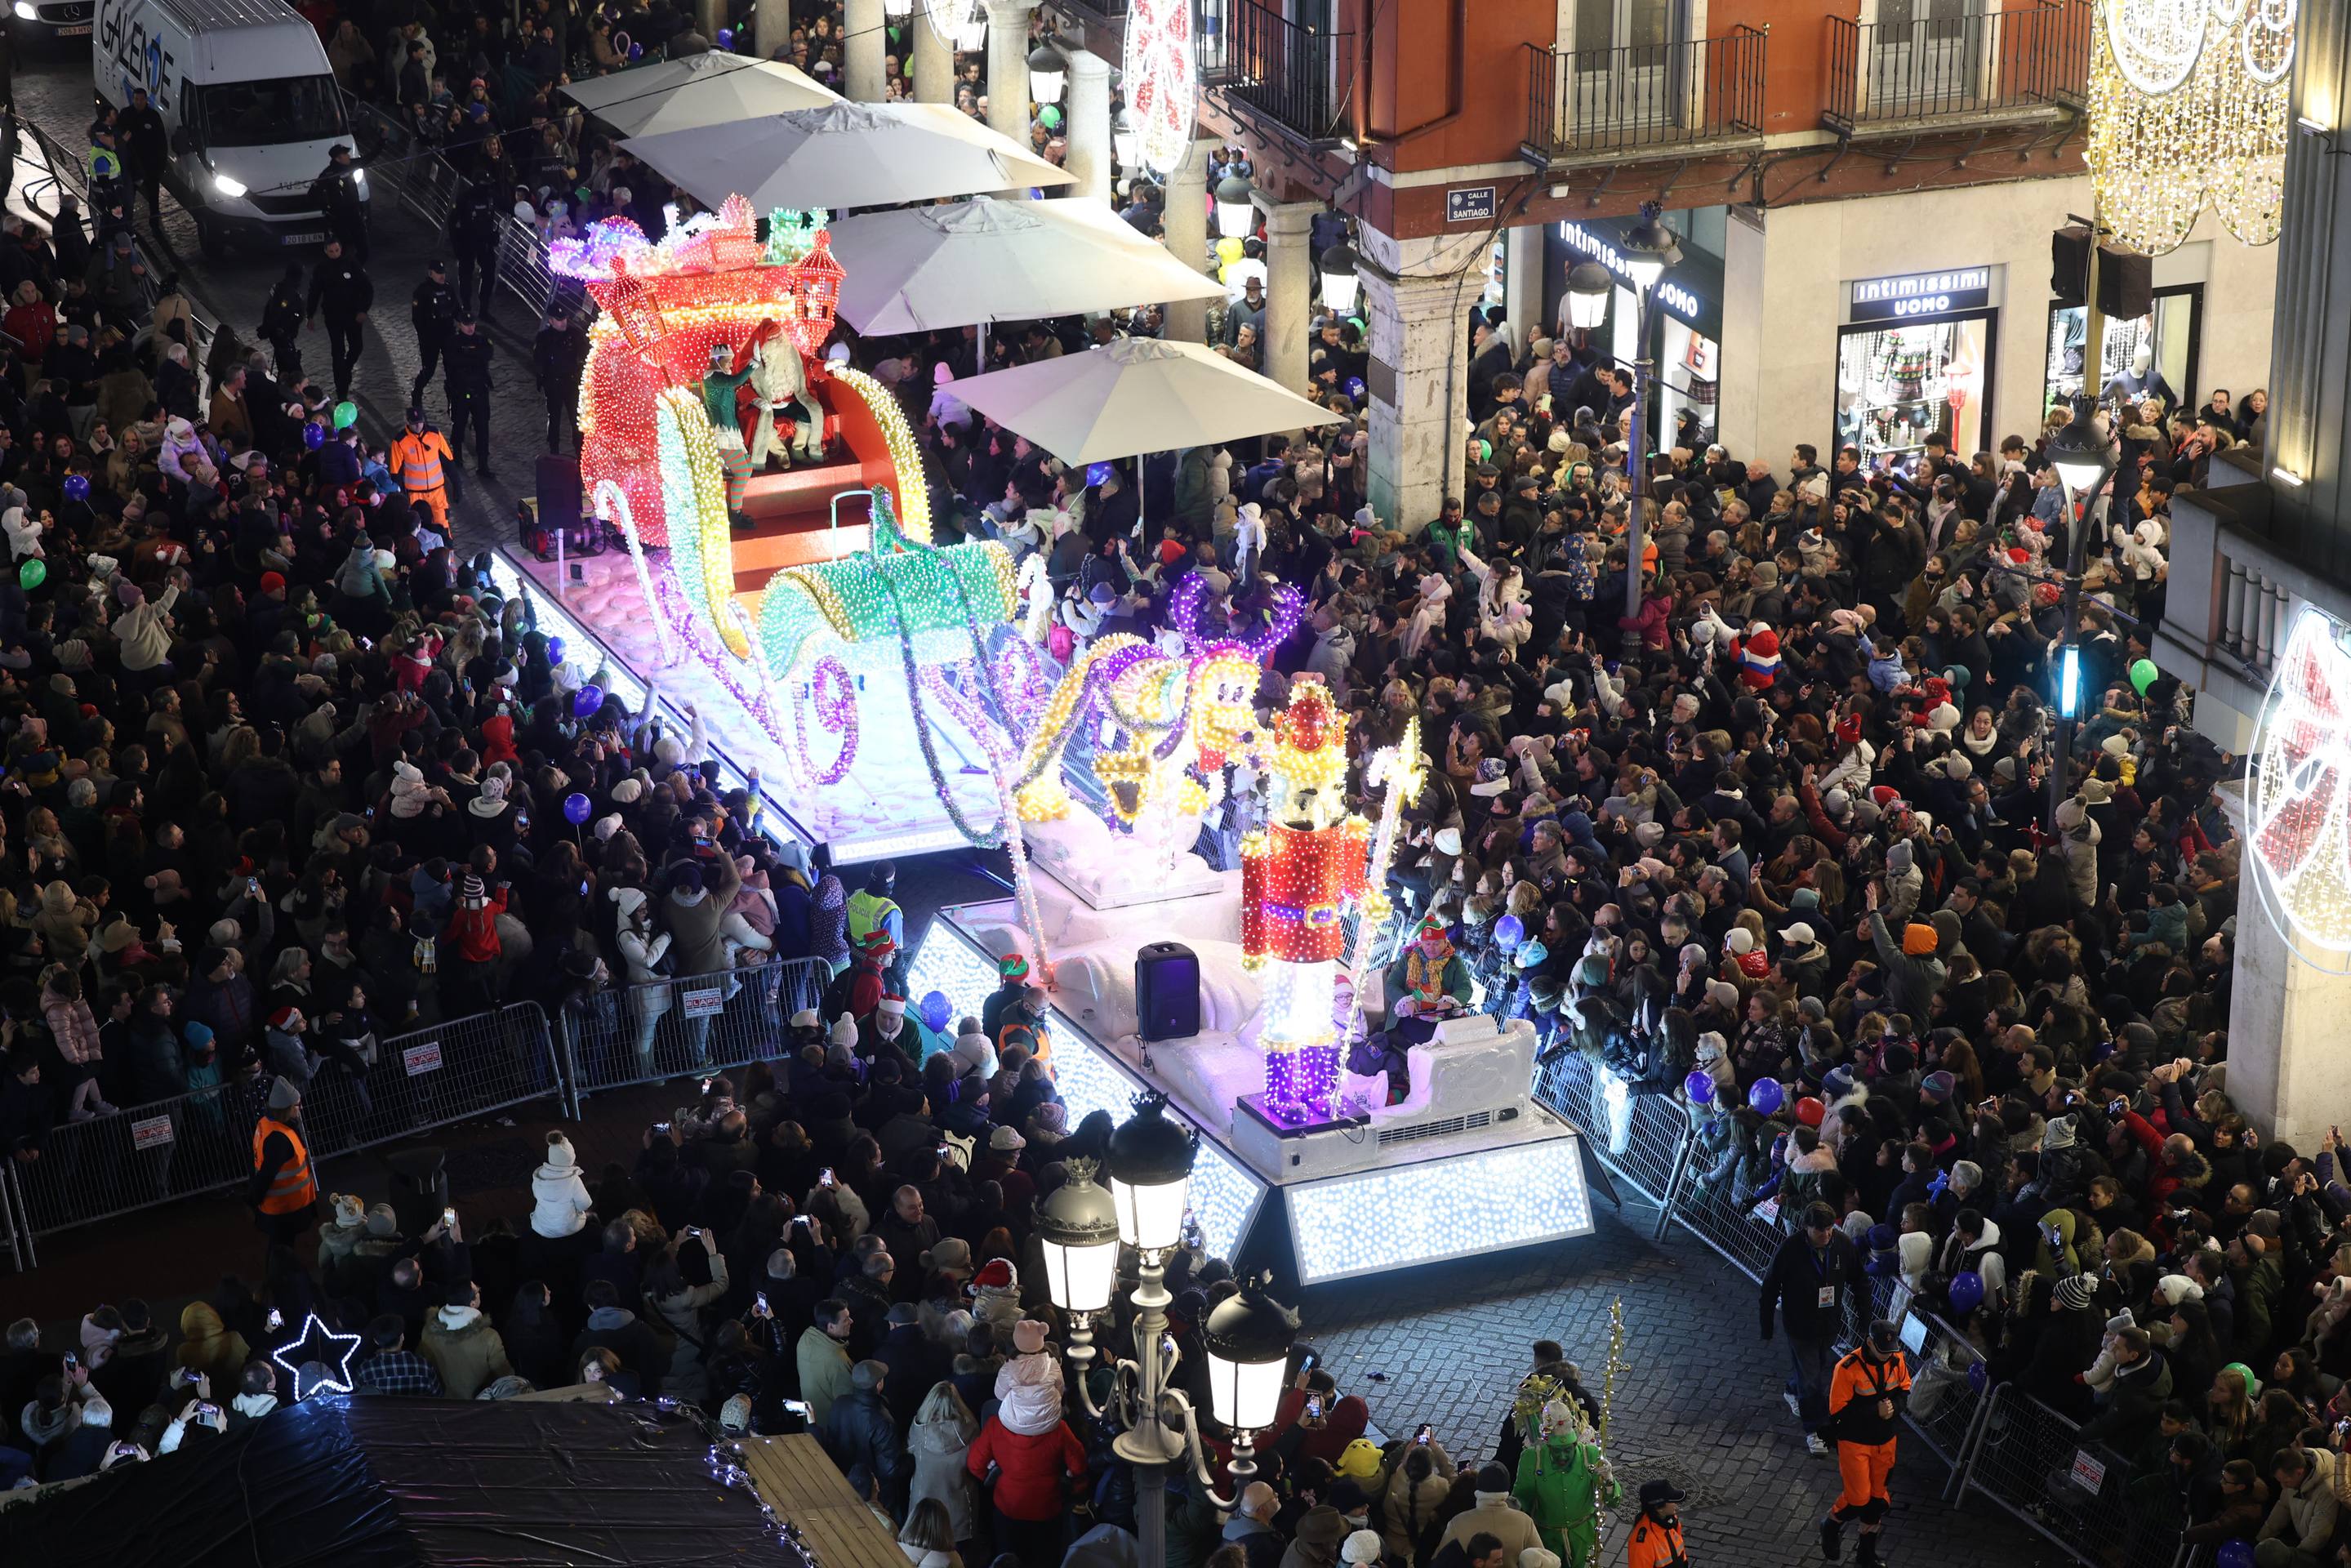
1512, 1392, 1619, 1568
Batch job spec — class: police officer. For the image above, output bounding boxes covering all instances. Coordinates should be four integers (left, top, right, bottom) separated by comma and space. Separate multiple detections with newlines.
410, 259, 456, 413
451, 176, 503, 320
309, 144, 368, 261
87, 120, 131, 244
532, 303, 587, 454
303, 237, 373, 401
443, 308, 496, 479
117, 86, 168, 229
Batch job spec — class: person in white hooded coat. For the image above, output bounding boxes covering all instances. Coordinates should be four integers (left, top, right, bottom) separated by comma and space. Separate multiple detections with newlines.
530, 1131, 593, 1239
611, 884, 673, 1068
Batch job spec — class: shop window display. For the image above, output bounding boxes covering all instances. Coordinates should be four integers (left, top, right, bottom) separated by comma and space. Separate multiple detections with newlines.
2044, 286, 2200, 418
1836, 319, 1988, 466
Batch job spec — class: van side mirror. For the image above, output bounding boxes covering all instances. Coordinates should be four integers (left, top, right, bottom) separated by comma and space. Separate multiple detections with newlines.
169, 127, 194, 157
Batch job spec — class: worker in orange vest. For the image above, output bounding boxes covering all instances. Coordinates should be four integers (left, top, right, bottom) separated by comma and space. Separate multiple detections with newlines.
1821, 1319, 1912, 1567
249, 1076, 318, 1245
388, 408, 456, 530
1627, 1479, 1689, 1568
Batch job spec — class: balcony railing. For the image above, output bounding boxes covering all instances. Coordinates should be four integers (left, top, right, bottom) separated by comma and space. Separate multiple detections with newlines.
1823, 3, 2082, 132
1521, 27, 1766, 165
1199, 0, 1354, 149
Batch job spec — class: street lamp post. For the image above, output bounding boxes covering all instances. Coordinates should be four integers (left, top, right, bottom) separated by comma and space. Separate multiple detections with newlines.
1033, 1097, 1300, 1568
1565, 202, 1681, 666
2043, 393, 2117, 826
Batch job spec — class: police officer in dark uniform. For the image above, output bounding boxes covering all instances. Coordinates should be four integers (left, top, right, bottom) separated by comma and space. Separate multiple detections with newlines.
117, 85, 168, 229
410, 259, 456, 414
309, 144, 367, 261
532, 303, 587, 455
303, 236, 373, 400
451, 177, 503, 321
443, 308, 496, 478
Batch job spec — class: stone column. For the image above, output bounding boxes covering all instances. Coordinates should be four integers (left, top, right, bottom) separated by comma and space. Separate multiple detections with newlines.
1363, 226, 1469, 532
1063, 49, 1112, 204
844, 0, 886, 101
696, 0, 724, 44
1504, 223, 1543, 360
1261, 199, 1319, 398
754, 0, 788, 60
913, 10, 955, 103
985, 0, 1037, 167
1160, 138, 1221, 344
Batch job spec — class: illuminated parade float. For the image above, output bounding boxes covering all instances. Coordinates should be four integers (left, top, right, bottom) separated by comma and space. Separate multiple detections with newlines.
505, 194, 1589, 1281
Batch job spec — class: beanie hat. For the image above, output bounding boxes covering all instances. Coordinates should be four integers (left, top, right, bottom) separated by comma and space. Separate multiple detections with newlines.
1342, 1531, 1385, 1566
1013, 1318, 1049, 1355
541, 1132, 577, 1169
1903, 923, 1938, 956
2055, 798, 2086, 829
1476, 1460, 1512, 1493
830, 1014, 857, 1048
2055, 1276, 2098, 1311
1921, 1070, 1956, 1104
266, 1075, 300, 1110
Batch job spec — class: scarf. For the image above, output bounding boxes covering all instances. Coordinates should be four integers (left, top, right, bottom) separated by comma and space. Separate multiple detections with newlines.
412, 934, 438, 975
1404, 942, 1455, 1002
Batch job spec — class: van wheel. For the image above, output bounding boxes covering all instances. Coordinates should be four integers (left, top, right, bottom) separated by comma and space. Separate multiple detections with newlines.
194, 214, 225, 261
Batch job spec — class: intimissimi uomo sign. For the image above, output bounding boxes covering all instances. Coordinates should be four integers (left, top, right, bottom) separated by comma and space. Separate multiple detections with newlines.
1848, 266, 1994, 323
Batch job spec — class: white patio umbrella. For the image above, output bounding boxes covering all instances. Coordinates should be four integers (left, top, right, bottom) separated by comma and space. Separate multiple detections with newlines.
826, 197, 1225, 334
942, 336, 1339, 466
620, 101, 1074, 214
561, 56, 839, 137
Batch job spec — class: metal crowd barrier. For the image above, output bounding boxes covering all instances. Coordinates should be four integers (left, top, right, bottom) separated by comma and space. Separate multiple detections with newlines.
1956, 1383, 2191, 1568
557, 956, 832, 1113
1531, 1049, 1685, 1225
8, 1001, 559, 1241
0, 1157, 29, 1271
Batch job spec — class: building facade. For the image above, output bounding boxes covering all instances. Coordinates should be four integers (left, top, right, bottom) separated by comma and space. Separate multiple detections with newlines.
1057, 0, 2280, 524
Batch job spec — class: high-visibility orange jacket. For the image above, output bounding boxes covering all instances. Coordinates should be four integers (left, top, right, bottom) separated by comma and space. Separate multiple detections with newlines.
389, 429, 453, 494
1828, 1346, 1912, 1445
251, 1115, 316, 1215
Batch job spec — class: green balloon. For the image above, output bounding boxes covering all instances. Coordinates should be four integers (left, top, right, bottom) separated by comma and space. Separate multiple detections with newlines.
2129, 657, 2159, 696
333, 400, 358, 430
18, 558, 44, 590
1038, 105, 1062, 132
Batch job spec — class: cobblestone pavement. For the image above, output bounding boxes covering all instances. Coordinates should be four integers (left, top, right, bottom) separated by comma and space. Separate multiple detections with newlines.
19, 57, 2067, 1566
1297, 1193, 2061, 1568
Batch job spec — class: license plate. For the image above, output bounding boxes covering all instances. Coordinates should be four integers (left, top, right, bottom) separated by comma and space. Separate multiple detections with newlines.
282, 231, 325, 245
57, 23, 91, 33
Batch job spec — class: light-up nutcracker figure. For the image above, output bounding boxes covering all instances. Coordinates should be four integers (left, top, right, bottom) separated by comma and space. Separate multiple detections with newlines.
1240, 677, 1385, 1124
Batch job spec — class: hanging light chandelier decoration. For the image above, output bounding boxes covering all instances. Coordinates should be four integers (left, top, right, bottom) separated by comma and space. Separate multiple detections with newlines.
2086, 0, 2295, 254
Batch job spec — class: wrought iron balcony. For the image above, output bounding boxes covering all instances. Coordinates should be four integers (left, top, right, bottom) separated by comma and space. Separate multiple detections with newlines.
1199, 0, 1355, 149
1520, 27, 1766, 169
1823, 2, 2087, 136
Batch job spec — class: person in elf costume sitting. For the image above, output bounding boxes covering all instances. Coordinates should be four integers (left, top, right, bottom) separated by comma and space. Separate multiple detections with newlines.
1512, 1388, 1619, 1568
1382, 915, 1472, 1049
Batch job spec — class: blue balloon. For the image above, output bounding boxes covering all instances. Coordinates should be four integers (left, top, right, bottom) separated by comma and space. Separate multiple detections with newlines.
1344, 376, 1366, 401
919, 990, 952, 1032
1085, 461, 1115, 488
546, 636, 566, 667
572, 684, 603, 719
563, 791, 591, 825
626, 41, 643, 60
715, 26, 734, 47
1948, 1269, 1985, 1313
1966, 1361, 1988, 1393
1494, 913, 1524, 947
1683, 1069, 1716, 1105
63, 474, 89, 502
1748, 1077, 1785, 1116
2217, 1541, 2255, 1568
303, 421, 327, 450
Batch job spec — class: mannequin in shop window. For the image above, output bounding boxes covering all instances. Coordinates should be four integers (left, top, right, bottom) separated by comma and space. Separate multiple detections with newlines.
2103, 341, 2176, 416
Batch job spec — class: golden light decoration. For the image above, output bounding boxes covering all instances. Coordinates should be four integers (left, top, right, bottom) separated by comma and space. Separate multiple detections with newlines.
2087, 0, 2294, 255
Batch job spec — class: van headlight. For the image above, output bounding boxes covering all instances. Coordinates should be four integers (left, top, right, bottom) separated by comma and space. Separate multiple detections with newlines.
212, 172, 247, 198
10, 5, 36, 20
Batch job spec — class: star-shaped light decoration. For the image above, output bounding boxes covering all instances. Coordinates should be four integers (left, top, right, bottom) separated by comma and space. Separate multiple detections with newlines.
269, 1314, 362, 1401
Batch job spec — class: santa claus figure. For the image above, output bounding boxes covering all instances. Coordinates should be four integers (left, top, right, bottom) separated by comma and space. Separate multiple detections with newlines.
741, 318, 826, 470
1735, 625, 1780, 690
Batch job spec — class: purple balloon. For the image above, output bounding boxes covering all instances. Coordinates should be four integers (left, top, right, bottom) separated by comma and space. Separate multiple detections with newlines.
1948, 1269, 1985, 1313
1966, 1361, 1988, 1393
1683, 1069, 1716, 1105
572, 684, 603, 719
2217, 1541, 2255, 1568
919, 991, 952, 1032
303, 421, 327, 450
715, 26, 733, 47
546, 636, 566, 666
1494, 913, 1525, 947
563, 792, 591, 825
1748, 1077, 1785, 1115
62, 474, 88, 501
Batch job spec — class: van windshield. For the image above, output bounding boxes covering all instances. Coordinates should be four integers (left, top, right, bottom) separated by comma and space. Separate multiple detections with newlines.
195, 75, 345, 149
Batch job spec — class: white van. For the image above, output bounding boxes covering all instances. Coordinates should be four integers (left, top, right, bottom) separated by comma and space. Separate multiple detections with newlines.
93, 0, 367, 256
